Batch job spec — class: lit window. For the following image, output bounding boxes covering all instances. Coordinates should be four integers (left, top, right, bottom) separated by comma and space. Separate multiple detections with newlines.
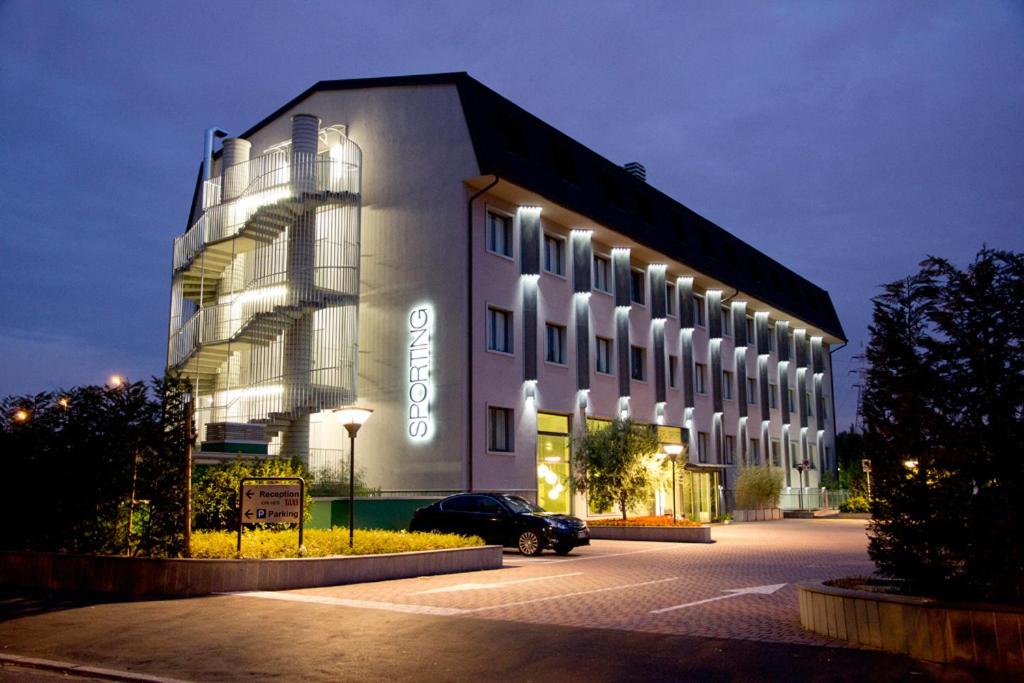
747, 377, 757, 403
723, 370, 734, 400
668, 355, 678, 388
630, 346, 647, 381
487, 407, 514, 452
666, 282, 676, 316
592, 255, 611, 293
630, 269, 645, 305
595, 336, 613, 374
695, 363, 708, 394
487, 307, 513, 353
486, 211, 512, 258
543, 234, 565, 276
694, 294, 706, 326
545, 323, 567, 365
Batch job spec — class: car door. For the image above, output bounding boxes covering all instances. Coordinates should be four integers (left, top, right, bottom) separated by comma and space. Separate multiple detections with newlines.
437, 495, 479, 537
473, 495, 511, 545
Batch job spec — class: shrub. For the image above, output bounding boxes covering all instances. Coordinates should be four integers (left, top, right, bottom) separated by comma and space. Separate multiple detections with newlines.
734, 466, 783, 510
840, 496, 871, 513
191, 527, 482, 559
192, 457, 312, 531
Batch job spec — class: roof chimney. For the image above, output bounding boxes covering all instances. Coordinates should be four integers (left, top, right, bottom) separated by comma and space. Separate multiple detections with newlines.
623, 162, 646, 182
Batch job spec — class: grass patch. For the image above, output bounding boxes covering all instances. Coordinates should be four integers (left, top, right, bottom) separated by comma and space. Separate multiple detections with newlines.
192, 527, 483, 559
586, 515, 704, 528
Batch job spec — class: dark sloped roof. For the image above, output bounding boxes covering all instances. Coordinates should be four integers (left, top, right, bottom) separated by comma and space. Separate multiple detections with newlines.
235, 72, 845, 341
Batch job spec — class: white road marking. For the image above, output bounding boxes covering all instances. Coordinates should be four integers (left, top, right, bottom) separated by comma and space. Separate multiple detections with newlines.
220, 590, 468, 616
649, 583, 787, 614
413, 572, 583, 595
466, 576, 682, 612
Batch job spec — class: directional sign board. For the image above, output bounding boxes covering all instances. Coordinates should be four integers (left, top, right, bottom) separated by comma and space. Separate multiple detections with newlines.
241, 483, 302, 524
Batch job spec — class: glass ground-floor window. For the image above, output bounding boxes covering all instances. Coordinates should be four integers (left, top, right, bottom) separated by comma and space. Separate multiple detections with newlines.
537, 412, 571, 514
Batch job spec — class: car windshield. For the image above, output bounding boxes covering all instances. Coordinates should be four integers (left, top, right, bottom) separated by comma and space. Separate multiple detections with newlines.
500, 495, 545, 514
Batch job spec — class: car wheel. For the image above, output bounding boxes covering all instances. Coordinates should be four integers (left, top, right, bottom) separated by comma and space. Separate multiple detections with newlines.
517, 530, 543, 556
553, 543, 573, 556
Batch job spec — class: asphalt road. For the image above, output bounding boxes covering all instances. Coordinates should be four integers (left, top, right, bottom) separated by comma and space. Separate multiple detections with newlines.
0, 520, 993, 682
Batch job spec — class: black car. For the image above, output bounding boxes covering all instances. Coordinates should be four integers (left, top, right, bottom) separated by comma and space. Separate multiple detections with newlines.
409, 492, 590, 555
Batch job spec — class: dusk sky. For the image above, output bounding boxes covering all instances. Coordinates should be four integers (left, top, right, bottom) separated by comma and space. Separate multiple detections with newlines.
1, 1, 1021, 431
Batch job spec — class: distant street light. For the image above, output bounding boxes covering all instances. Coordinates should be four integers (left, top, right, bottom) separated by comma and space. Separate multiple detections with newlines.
334, 406, 374, 548
663, 444, 685, 521
109, 375, 125, 388
13, 409, 29, 423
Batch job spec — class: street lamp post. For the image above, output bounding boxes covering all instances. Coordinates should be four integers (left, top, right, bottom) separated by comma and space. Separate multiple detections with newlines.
334, 407, 373, 548
795, 461, 806, 510
663, 444, 684, 521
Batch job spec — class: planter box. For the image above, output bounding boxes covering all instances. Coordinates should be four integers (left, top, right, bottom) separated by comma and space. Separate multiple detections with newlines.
733, 508, 783, 522
798, 581, 1024, 675
0, 546, 502, 599
587, 525, 711, 543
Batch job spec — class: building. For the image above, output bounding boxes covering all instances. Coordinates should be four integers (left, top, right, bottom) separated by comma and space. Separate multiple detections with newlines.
167, 73, 846, 520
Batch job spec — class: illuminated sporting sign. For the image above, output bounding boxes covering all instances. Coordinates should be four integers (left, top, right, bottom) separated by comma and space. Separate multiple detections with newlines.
408, 304, 432, 440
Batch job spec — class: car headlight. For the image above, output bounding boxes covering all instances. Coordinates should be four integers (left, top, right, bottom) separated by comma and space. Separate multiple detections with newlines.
549, 519, 570, 531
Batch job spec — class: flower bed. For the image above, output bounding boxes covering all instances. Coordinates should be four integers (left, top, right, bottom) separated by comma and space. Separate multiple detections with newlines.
193, 528, 482, 559
586, 516, 704, 528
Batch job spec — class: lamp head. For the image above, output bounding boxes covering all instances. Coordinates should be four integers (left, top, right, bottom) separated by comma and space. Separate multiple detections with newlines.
334, 406, 373, 436
663, 443, 684, 462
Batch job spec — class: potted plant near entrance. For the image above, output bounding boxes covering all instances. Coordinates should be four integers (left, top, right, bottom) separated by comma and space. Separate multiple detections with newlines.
732, 465, 783, 522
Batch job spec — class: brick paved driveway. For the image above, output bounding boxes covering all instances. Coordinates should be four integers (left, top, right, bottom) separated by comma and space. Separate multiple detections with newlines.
233, 518, 875, 647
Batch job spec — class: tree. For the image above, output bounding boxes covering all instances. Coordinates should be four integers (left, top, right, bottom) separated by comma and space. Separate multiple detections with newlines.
864, 248, 1024, 602
572, 418, 661, 519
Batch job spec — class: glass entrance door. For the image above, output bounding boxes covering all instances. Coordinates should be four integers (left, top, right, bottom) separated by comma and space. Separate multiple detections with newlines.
537, 412, 570, 514
682, 470, 719, 522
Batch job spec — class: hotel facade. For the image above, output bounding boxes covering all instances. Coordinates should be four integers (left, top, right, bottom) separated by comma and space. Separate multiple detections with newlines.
167, 73, 846, 520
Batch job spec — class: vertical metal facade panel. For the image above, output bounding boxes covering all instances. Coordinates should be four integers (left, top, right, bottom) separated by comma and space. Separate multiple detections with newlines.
755, 312, 770, 355
814, 374, 825, 429
711, 339, 723, 413
612, 249, 631, 308
735, 348, 748, 418
616, 308, 630, 397
682, 329, 695, 408
575, 295, 590, 391
795, 330, 809, 368
779, 362, 791, 424
707, 290, 723, 339
679, 277, 695, 329
797, 368, 808, 429
811, 337, 824, 374
519, 210, 541, 275
523, 280, 538, 381
782, 428, 792, 484
758, 355, 770, 421
650, 267, 667, 319
776, 322, 791, 362
654, 323, 666, 402
571, 232, 592, 293
732, 302, 748, 348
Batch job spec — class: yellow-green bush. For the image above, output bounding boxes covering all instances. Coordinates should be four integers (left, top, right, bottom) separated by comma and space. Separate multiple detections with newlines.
191, 527, 483, 559
735, 466, 783, 510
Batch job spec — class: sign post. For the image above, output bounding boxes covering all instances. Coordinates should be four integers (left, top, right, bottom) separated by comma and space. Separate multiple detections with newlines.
861, 459, 872, 499
237, 477, 305, 553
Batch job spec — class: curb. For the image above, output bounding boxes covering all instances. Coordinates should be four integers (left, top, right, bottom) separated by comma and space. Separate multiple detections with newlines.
0, 653, 192, 683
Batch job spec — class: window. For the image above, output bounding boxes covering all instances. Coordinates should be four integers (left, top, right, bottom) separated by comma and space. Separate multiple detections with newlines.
768, 324, 776, 352
593, 254, 611, 293
630, 345, 647, 381
698, 431, 710, 463
666, 282, 676, 316
722, 306, 732, 336
824, 446, 832, 469
695, 363, 708, 394
545, 323, 567, 365
788, 388, 796, 413
751, 437, 761, 465
769, 383, 778, 409
723, 370, 734, 400
805, 392, 813, 414
478, 495, 504, 513
486, 211, 512, 258
668, 355, 678, 388
725, 435, 735, 465
771, 440, 782, 466
808, 444, 817, 469
747, 377, 757, 404
543, 234, 565, 276
694, 294, 706, 326
630, 269, 645, 305
487, 407, 514, 452
441, 495, 477, 512
595, 336, 613, 374
793, 442, 802, 465
487, 307, 513, 353
746, 316, 754, 341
